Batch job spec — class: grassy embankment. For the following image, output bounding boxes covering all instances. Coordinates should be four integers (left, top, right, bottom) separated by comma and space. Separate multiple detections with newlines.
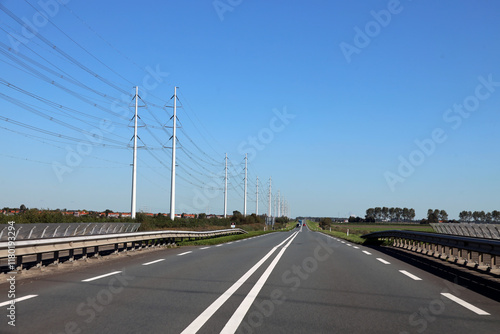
306, 220, 433, 245
177, 221, 297, 246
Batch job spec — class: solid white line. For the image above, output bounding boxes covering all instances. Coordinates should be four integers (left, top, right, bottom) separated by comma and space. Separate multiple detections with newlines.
441, 293, 490, 315
362, 250, 372, 255
82, 271, 122, 282
180, 231, 298, 334
142, 259, 165, 266
200, 247, 211, 250
0, 295, 38, 307
399, 270, 422, 281
376, 258, 390, 265
220, 232, 299, 333
178, 251, 192, 256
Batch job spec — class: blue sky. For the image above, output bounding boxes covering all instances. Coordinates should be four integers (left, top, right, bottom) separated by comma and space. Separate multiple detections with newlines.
0, 0, 499, 219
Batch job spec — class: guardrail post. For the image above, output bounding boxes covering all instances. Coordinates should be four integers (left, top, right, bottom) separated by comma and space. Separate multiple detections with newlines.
491, 255, 497, 269
36, 253, 43, 268
93, 246, 99, 258
53, 251, 59, 265
16, 255, 23, 271
81, 247, 87, 260
467, 250, 472, 264
69, 249, 74, 262
114, 243, 119, 254
478, 253, 484, 267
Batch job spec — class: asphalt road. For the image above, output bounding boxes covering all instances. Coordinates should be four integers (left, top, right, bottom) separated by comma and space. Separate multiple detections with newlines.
1, 225, 499, 333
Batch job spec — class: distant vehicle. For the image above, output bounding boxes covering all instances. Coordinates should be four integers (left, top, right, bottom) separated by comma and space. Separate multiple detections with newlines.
303, 223, 306, 226
296, 223, 300, 228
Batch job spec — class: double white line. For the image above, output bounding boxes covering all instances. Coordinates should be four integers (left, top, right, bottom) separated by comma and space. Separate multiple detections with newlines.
181, 231, 299, 334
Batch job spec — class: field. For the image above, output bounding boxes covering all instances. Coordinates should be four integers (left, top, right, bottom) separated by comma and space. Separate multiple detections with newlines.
306, 221, 434, 244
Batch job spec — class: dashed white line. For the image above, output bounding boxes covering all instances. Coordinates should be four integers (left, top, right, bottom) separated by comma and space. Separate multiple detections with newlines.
399, 270, 422, 281
346, 244, 352, 247
216, 244, 223, 247
82, 271, 122, 282
341, 241, 346, 244
362, 250, 372, 255
181, 232, 299, 334
376, 258, 391, 265
441, 293, 490, 315
142, 259, 165, 266
200, 247, 211, 250
0, 295, 38, 307
353, 246, 360, 249
177, 251, 193, 256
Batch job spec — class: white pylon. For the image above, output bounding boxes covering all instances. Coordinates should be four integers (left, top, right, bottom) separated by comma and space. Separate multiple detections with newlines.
131, 86, 139, 219
256, 176, 259, 216
244, 153, 247, 217
268, 177, 272, 218
224, 153, 228, 218
169, 87, 177, 221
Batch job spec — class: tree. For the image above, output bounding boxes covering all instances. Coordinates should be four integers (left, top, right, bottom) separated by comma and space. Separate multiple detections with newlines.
492, 210, 500, 223
365, 208, 375, 221
394, 207, 402, 222
402, 208, 409, 221
319, 217, 332, 230
389, 207, 395, 221
409, 208, 415, 221
439, 210, 448, 222
427, 209, 439, 224
20, 204, 27, 212
472, 211, 480, 223
459, 211, 467, 222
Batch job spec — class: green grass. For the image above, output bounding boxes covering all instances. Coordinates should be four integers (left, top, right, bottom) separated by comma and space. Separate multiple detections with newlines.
305, 220, 433, 245
176, 230, 274, 246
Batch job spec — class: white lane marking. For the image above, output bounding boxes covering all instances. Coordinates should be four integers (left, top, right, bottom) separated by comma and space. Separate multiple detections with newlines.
346, 244, 352, 247
178, 251, 192, 256
399, 270, 422, 281
82, 271, 122, 282
441, 293, 490, 315
200, 247, 211, 250
353, 246, 360, 249
376, 258, 391, 265
362, 251, 372, 255
216, 244, 223, 247
220, 231, 300, 333
227, 242, 234, 245
181, 231, 299, 334
0, 295, 38, 307
341, 241, 346, 244
142, 259, 165, 266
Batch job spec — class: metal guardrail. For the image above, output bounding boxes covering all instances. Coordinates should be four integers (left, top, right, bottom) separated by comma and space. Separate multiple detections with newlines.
0, 223, 141, 241
0, 228, 247, 270
362, 230, 500, 269
430, 223, 500, 240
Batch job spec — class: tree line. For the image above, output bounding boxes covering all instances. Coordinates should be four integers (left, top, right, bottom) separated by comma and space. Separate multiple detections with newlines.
365, 207, 416, 222
0, 207, 282, 231
458, 210, 500, 223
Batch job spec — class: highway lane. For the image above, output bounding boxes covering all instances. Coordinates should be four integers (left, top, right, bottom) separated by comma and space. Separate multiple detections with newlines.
1, 226, 499, 333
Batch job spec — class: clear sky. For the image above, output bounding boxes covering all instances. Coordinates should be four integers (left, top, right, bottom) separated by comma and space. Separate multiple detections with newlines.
0, 0, 499, 220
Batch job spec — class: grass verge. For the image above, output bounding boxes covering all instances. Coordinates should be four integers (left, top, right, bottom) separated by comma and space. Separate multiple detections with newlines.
176, 230, 274, 246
